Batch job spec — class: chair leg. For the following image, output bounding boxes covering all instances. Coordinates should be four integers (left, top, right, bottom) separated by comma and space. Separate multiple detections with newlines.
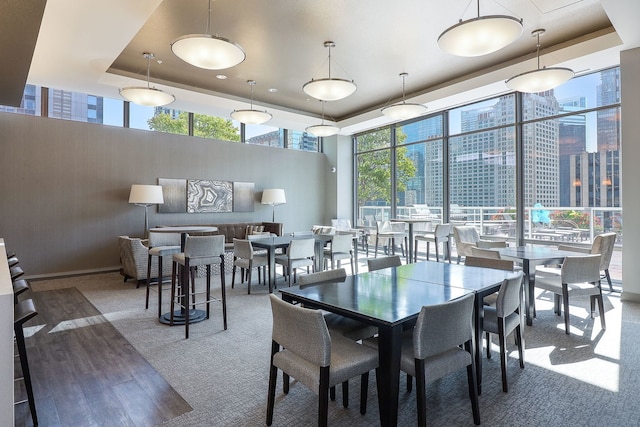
185, 260, 191, 339
330, 386, 336, 401
283, 373, 290, 394
145, 255, 153, 309
415, 359, 427, 427
360, 371, 370, 415
15, 323, 38, 426
435, 242, 441, 263
516, 324, 525, 369
374, 236, 380, 258
319, 367, 330, 427
605, 269, 613, 292
231, 262, 237, 289
157, 257, 164, 318
342, 381, 349, 408
406, 373, 413, 392
562, 284, 570, 335
426, 242, 431, 261
485, 332, 491, 359
169, 262, 177, 326
446, 241, 452, 263
266, 342, 279, 426
414, 239, 418, 262
498, 321, 508, 392
220, 257, 227, 330
466, 353, 481, 425
205, 265, 211, 319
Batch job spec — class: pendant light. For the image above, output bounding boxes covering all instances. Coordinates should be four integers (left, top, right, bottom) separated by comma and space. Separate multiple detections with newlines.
506, 29, 574, 93
171, 0, 245, 70
119, 53, 175, 107
438, 0, 522, 57
306, 101, 339, 137
381, 73, 428, 121
303, 41, 357, 101
231, 80, 272, 125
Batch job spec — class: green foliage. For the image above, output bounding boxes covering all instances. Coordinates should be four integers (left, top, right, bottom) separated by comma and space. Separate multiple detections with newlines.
147, 112, 240, 142
356, 128, 416, 206
551, 210, 599, 230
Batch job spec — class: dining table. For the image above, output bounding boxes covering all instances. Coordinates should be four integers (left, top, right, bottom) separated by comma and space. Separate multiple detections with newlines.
498, 245, 582, 326
279, 260, 516, 427
148, 225, 218, 325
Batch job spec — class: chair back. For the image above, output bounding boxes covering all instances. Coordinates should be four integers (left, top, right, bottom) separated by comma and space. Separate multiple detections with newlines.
288, 238, 315, 259
184, 234, 225, 258
434, 223, 452, 238
330, 233, 352, 254
367, 255, 402, 271
148, 231, 181, 248
592, 232, 617, 271
233, 238, 254, 260
331, 219, 353, 231
269, 295, 331, 367
454, 226, 480, 245
292, 230, 313, 237
561, 254, 601, 284
464, 256, 514, 271
390, 222, 406, 233
496, 272, 523, 318
298, 268, 347, 286
476, 240, 507, 249
470, 247, 501, 259
413, 293, 474, 359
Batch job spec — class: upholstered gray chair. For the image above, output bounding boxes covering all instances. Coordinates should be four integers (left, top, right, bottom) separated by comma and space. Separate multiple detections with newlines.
299, 269, 378, 341
453, 225, 502, 264
483, 272, 525, 392
231, 238, 268, 294
266, 295, 379, 427
275, 238, 315, 286
402, 293, 480, 426
470, 246, 502, 259
558, 232, 617, 291
535, 254, 605, 335
323, 233, 354, 272
367, 255, 402, 272
373, 221, 408, 261
170, 234, 226, 338
145, 230, 181, 317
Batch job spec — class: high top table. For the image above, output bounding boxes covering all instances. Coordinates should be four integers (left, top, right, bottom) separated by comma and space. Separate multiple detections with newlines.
391, 218, 432, 263
498, 245, 581, 326
148, 226, 218, 325
280, 261, 515, 427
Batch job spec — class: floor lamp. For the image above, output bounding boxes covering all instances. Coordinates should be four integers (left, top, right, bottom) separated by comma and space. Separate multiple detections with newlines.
261, 189, 286, 222
129, 184, 164, 237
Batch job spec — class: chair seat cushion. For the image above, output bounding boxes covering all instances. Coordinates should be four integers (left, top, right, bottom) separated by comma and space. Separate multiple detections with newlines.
148, 245, 181, 256
535, 275, 601, 296
234, 255, 268, 269
173, 253, 222, 267
273, 333, 378, 392
482, 307, 521, 335
275, 255, 314, 269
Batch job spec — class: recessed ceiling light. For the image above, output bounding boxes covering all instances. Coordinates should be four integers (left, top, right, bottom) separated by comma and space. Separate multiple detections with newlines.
216, 74, 227, 80
267, 88, 278, 93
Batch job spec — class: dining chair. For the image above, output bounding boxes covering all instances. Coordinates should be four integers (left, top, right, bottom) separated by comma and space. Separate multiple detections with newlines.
373, 221, 408, 261
323, 233, 354, 272
367, 255, 402, 272
482, 272, 525, 392
298, 269, 378, 341
402, 293, 480, 426
413, 223, 452, 263
275, 237, 315, 286
470, 246, 502, 259
558, 232, 617, 291
231, 238, 268, 294
170, 234, 227, 338
465, 255, 516, 306
535, 254, 604, 335
145, 230, 181, 317
452, 225, 502, 264
266, 295, 379, 427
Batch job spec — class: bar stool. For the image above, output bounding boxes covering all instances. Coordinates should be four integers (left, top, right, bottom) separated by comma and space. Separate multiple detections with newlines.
11, 265, 24, 281
145, 231, 181, 318
8, 255, 19, 267
13, 278, 30, 305
15, 298, 38, 426
170, 234, 227, 339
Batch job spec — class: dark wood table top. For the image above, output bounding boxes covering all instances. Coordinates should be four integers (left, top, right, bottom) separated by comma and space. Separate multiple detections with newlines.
498, 245, 581, 262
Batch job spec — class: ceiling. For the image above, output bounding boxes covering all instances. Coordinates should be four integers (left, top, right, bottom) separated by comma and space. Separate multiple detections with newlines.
4, 0, 640, 135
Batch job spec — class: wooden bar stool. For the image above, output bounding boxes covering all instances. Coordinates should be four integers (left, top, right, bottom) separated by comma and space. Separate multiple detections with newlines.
15, 298, 38, 426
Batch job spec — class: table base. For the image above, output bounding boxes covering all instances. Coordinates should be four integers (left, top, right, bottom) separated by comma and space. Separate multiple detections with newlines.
159, 309, 207, 325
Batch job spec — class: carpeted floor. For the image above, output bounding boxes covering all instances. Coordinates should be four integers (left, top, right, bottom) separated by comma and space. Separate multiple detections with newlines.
28, 270, 640, 426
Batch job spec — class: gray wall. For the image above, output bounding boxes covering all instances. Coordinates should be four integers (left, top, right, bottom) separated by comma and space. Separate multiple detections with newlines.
0, 113, 332, 276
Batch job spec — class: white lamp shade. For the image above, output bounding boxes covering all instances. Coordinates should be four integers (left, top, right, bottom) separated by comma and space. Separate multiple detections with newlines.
261, 189, 286, 205
230, 109, 272, 125
438, 15, 523, 57
506, 67, 575, 93
129, 185, 164, 205
171, 34, 246, 70
381, 102, 428, 121
306, 123, 340, 137
119, 87, 175, 107
303, 78, 357, 101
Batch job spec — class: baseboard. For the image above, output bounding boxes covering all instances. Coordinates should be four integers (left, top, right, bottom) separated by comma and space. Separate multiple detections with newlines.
25, 266, 121, 281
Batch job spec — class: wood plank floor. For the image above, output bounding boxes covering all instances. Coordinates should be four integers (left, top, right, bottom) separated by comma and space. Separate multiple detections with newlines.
14, 287, 191, 427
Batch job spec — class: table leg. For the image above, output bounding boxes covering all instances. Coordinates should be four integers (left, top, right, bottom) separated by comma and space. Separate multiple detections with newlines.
523, 260, 533, 326
376, 324, 402, 427
473, 293, 483, 395
353, 238, 358, 274
314, 240, 325, 272
267, 247, 276, 293
407, 223, 414, 263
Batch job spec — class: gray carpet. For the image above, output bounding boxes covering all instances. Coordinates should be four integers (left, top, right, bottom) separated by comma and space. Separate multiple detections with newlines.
31, 271, 640, 426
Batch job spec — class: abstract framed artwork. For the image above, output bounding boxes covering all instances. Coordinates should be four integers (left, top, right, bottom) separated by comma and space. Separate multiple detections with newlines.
233, 182, 255, 212
158, 178, 187, 213
187, 180, 233, 213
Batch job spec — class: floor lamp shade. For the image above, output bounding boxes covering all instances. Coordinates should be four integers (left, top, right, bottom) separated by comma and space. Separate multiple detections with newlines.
261, 189, 286, 222
129, 185, 164, 236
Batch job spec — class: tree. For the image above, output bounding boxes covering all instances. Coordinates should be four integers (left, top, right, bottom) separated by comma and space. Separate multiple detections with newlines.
356, 128, 416, 207
147, 112, 240, 142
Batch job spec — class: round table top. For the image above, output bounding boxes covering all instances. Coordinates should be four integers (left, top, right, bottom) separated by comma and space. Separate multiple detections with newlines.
148, 226, 218, 234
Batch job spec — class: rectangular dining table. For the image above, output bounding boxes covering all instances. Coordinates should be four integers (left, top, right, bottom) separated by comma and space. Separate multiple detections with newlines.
279, 261, 515, 427
498, 245, 581, 326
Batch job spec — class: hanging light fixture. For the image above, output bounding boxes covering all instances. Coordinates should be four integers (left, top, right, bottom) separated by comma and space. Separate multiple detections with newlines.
231, 80, 272, 125
171, 0, 245, 70
506, 29, 574, 93
381, 73, 428, 121
303, 41, 357, 101
306, 101, 339, 137
438, 0, 522, 57
119, 53, 175, 107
